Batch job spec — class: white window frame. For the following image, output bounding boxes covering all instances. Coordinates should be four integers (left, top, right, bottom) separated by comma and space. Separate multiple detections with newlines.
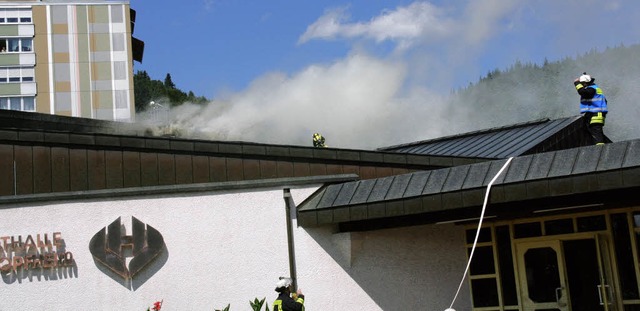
0, 38, 34, 53
0, 8, 32, 24
0, 66, 35, 83
0, 96, 36, 112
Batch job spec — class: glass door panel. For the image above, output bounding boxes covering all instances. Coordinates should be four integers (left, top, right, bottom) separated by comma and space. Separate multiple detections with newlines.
596, 234, 621, 311
516, 240, 568, 311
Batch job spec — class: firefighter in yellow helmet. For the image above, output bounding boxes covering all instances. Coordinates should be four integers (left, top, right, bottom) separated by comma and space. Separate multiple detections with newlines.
312, 133, 327, 148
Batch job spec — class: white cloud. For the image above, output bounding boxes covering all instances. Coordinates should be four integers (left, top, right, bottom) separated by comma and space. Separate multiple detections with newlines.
298, 0, 522, 52
298, 2, 456, 49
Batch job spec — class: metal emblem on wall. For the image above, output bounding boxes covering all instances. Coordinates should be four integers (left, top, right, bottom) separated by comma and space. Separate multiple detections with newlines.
89, 216, 165, 287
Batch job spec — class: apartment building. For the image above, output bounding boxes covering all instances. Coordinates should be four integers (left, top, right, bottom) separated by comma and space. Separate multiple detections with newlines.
0, 0, 143, 121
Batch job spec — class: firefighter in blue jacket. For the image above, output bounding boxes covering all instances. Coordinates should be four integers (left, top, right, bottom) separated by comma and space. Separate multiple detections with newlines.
574, 72, 608, 145
273, 277, 305, 311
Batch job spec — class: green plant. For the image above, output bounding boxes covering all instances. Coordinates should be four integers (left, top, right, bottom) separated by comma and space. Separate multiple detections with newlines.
250, 297, 270, 311
214, 304, 230, 311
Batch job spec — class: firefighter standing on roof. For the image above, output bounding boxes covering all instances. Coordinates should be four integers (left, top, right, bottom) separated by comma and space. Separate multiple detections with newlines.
574, 72, 608, 145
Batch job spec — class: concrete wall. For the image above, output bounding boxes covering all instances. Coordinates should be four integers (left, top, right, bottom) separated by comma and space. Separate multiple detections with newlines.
0, 186, 470, 310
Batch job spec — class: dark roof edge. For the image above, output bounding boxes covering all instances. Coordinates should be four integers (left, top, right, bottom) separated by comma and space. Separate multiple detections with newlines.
0, 174, 359, 207
0, 127, 484, 168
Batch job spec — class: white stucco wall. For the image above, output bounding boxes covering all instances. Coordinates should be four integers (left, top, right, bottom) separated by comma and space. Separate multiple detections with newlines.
0, 186, 470, 311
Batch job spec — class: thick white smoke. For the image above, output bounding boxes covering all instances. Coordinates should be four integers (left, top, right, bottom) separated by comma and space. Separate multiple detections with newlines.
142, 0, 640, 149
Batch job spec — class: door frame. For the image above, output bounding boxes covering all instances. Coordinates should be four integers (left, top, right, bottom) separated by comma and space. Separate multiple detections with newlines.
515, 239, 569, 310
514, 232, 622, 311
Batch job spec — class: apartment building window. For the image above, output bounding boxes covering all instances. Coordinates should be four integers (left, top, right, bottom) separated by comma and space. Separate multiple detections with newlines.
0, 8, 32, 24
0, 96, 35, 111
0, 38, 33, 53
0, 67, 34, 83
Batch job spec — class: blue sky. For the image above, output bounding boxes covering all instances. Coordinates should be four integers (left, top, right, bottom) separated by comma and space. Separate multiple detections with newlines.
131, 0, 640, 148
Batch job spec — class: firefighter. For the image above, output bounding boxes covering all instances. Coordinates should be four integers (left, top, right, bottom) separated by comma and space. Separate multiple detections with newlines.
574, 72, 608, 145
312, 133, 327, 148
273, 277, 305, 311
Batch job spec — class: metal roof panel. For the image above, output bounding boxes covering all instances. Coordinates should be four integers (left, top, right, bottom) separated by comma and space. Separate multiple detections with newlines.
462, 161, 491, 189
623, 140, 640, 167
317, 184, 342, 208
404, 171, 431, 197
573, 146, 602, 175
350, 180, 377, 204
597, 142, 627, 171
380, 116, 588, 159
548, 149, 579, 177
525, 153, 554, 180
503, 156, 533, 183
386, 174, 412, 200
423, 168, 450, 194
368, 176, 395, 202
483, 159, 512, 186
333, 182, 359, 206
442, 165, 470, 192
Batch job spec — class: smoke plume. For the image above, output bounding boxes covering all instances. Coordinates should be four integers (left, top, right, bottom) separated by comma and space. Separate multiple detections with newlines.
140, 0, 640, 149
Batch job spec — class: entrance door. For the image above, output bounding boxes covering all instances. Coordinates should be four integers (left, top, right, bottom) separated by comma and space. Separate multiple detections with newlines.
516, 240, 569, 311
516, 237, 620, 311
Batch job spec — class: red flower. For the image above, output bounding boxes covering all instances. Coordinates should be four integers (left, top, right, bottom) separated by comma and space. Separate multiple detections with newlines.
152, 300, 163, 311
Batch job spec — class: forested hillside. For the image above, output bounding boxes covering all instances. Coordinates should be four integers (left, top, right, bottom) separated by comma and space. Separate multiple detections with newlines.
133, 71, 208, 112
445, 44, 640, 142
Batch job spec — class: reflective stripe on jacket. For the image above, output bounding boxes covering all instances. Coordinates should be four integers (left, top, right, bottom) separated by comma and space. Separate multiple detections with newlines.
580, 84, 608, 113
273, 293, 304, 311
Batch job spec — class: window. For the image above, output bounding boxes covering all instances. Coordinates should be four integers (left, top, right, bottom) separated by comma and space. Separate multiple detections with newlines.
8, 39, 19, 52
21, 38, 32, 52
0, 96, 36, 112
0, 38, 34, 53
0, 66, 35, 83
23, 97, 34, 111
0, 8, 32, 24
9, 97, 20, 110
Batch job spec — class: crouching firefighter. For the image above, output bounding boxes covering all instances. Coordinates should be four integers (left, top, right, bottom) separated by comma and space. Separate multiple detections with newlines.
273, 277, 305, 311
574, 72, 608, 145
312, 133, 327, 148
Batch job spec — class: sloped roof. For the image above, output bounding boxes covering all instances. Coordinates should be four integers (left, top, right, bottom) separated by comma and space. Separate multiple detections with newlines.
298, 139, 640, 229
379, 116, 609, 159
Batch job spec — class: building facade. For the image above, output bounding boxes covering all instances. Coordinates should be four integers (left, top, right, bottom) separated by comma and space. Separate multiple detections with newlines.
0, 0, 141, 121
0, 111, 639, 310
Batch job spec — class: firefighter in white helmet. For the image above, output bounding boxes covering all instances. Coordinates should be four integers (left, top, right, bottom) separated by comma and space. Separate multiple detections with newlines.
574, 72, 608, 145
273, 277, 305, 311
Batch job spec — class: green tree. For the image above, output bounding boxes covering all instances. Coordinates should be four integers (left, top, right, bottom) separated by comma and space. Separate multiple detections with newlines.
164, 73, 175, 89
134, 71, 209, 111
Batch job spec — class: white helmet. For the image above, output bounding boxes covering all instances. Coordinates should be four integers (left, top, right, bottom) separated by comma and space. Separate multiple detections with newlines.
579, 74, 592, 83
276, 277, 292, 289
